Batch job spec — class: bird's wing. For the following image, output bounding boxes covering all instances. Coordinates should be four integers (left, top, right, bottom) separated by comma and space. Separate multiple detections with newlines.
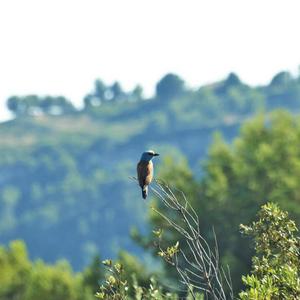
137, 161, 153, 188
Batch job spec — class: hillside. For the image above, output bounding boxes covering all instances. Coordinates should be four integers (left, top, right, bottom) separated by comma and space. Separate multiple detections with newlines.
1, 71, 300, 269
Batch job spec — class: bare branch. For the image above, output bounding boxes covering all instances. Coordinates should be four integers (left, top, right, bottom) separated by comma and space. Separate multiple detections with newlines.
150, 181, 233, 300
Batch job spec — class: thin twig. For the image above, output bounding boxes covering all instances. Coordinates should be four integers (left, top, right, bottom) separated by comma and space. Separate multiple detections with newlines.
149, 181, 233, 300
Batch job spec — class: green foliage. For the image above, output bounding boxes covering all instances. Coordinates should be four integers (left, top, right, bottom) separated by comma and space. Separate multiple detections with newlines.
96, 259, 202, 300
157, 154, 196, 192
96, 259, 129, 300
84, 79, 143, 110
24, 260, 90, 300
110, 82, 124, 101
82, 255, 104, 293
265, 71, 300, 109
200, 111, 300, 287
239, 203, 300, 300
157, 241, 180, 263
7, 95, 75, 116
117, 251, 150, 292
131, 85, 143, 102
0, 240, 96, 300
155, 73, 185, 101
225, 72, 242, 86
270, 71, 292, 87
0, 241, 31, 300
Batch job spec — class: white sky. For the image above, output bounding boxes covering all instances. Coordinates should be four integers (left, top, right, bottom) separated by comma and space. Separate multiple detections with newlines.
0, 0, 300, 120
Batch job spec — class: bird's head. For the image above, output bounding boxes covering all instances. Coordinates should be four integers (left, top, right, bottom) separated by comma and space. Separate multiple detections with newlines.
140, 150, 159, 162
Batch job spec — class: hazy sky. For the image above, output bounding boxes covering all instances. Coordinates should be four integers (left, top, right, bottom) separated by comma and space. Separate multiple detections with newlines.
0, 0, 300, 120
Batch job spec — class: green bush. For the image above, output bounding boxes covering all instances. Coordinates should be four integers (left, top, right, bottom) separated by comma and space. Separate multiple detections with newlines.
239, 203, 300, 300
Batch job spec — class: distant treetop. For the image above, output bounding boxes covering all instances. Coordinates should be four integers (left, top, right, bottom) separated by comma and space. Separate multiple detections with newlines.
225, 72, 241, 86
7, 95, 75, 117
270, 71, 293, 86
155, 73, 185, 100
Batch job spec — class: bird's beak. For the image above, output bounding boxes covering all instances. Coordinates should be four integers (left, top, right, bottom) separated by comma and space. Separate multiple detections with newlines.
153, 153, 160, 156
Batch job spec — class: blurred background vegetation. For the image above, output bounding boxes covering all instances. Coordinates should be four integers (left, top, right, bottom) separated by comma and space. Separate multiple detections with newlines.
0, 70, 300, 298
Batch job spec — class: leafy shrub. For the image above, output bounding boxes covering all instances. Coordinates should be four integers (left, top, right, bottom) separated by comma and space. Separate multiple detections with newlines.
239, 203, 300, 299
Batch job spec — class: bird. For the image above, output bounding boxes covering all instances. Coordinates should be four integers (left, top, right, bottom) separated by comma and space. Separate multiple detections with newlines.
137, 150, 159, 199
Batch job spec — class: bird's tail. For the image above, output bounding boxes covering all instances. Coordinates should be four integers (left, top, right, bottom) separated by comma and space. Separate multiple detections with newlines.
142, 186, 148, 199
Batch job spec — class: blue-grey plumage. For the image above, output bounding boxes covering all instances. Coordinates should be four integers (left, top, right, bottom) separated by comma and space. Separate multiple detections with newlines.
137, 150, 159, 199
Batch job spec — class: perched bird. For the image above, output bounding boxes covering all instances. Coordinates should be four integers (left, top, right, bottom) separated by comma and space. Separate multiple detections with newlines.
137, 150, 159, 199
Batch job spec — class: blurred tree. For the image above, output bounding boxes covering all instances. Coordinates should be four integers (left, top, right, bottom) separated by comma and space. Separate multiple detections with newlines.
225, 72, 241, 86
82, 255, 104, 294
7, 95, 40, 116
117, 250, 151, 293
7, 96, 20, 116
40, 96, 75, 115
215, 72, 243, 96
0, 240, 31, 300
0, 240, 95, 300
199, 111, 300, 287
94, 80, 106, 100
55, 96, 76, 114
7, 95, 75, 117
266, 72, 300, 110
270, 71, 292, 87
84, 80, 106, 108
156, 73, 185, 100
131, 85, 143, 101
23, 95, 41, 115
110, 81, 124, 101
24, 260, 92, 300
223, 86, 265, 114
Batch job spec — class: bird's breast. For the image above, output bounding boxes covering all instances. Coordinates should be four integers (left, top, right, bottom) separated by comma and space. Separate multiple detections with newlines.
137, 160, 154, 187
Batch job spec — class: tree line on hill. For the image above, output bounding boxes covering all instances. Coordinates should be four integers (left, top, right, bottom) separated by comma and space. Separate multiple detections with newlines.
6, 71, 300, 118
